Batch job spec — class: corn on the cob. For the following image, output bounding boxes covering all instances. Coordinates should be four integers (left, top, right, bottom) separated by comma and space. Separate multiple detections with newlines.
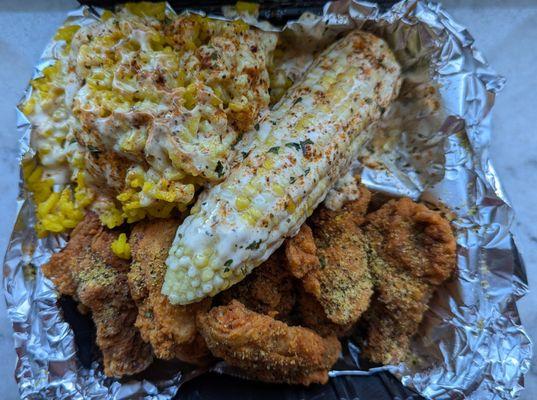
163, 30, 402, 304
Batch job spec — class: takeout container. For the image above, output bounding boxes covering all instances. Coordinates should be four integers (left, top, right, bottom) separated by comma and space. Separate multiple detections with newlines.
4, 1, 531, 399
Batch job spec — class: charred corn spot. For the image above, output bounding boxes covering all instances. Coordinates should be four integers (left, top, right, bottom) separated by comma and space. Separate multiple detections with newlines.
111, 233, 131, 259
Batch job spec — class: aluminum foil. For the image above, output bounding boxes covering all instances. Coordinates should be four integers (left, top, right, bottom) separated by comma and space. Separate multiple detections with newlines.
3, 1, 532, 399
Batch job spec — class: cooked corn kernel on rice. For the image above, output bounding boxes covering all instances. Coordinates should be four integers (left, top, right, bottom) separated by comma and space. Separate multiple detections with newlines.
163, 30, 402, 304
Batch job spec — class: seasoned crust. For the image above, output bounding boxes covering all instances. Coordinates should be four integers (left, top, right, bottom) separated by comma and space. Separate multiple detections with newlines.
365, 197, 456, 286
285, 193, 373, 327
42, 212, 153, 377
197, 300, 341, 386
361, 198, 457, 364
295, 289, 354, 338
218, 248, 295, 318
128, 218, 212, 364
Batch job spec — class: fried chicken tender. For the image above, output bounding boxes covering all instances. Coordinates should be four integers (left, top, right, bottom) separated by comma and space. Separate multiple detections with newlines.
285, 194, 373, 326
197, 300, 341, 386
43, 212, 153, 377
128, 218, 212, 364
218, 248, 295, 318
295, 289, 354, 338
362, 198, 456, 364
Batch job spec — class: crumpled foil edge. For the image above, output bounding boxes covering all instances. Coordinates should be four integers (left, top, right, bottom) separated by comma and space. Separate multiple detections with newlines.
3, 1, 532, 399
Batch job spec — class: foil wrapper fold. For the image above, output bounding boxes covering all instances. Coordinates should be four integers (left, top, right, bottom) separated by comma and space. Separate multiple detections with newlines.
4, 1, 531, 399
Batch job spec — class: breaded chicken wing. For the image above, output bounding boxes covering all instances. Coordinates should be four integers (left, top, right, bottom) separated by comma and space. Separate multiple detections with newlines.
128, 218, 211, 364
43, 212, 153, 377
285, 194, 373, 326
362, 198, 456, 364
197, 300, 341, 386
217, 248, 295, 318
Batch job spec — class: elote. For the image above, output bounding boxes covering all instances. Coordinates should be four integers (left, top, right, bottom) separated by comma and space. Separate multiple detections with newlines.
163, 30, 402, 304
22, 3, 277, 235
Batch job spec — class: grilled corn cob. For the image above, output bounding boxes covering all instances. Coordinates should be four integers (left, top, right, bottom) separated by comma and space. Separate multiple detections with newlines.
163, 30, 402, 304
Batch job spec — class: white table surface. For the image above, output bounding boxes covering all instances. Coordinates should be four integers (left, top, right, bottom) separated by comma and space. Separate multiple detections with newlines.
0, 1, 535, 398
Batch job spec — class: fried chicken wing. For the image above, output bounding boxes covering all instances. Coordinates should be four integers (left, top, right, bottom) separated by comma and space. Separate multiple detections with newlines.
285, 194, 373, 326
197, 300, 341, 386
218, 248, 295, 318
43, 212, 153, 377
361, 198, 456, 364
128, 218, 212, 364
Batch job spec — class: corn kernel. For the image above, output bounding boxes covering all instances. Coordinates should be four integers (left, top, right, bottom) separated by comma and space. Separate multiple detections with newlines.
22, 97, 36, 115
111, 233, 131, 259
272, 184, 284, 196
235, 196, 250, 211
37, 192, 60, 217
242, 211, 256, 226
201, 269, 214, 282
187, 266, 198, 278
54, 25, 80, 43
263, 158, 274, 169
286, 198, 296, 213
193, 253, 208, 268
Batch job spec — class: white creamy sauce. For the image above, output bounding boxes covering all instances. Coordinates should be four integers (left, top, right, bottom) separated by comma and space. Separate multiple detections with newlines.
324, 170, 362, 211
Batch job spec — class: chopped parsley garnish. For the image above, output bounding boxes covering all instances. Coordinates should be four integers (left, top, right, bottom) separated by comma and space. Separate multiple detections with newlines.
290, 176, 296, 184
268, 146, 280, 155
224, 259, 233, 267
231, 132, 243, 150
246, 239, 262, 250
292, 96, 303, 106
241, 151, 249, 159
285, 142, 301, 151
254, 123, 260, 130
304, 167, 311, 176
319, 256, 326, 269
215, 161, 224, 178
